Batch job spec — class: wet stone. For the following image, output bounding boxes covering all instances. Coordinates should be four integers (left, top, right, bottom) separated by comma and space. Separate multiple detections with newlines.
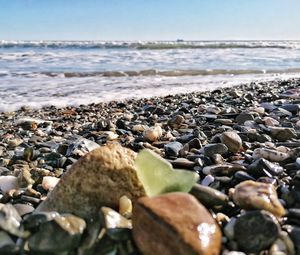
221, 132, 242, 153
203, 143, 228, 157
248, 158, 284, 178
169, 158, 195, 169
253, 148, 290, 162
232, 180, 285, 218
28, 213, 86, 253
270, 127, 297, 141
285, 225, 300, 255
132, 193, 222, 255
234, 171, 256, 182
236, 113, 255, 124
234, 211, 280, 253
0, 231, 19, 254
164, 141, 183, 157
187, 138, 202, 149
190, 184, 229, 208
203, 164, 246, 176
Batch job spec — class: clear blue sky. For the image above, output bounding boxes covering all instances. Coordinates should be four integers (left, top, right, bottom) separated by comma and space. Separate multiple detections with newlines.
1, 0, 300, 41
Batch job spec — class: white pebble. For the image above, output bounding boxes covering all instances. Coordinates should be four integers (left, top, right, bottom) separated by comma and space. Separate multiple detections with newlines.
0, 176, 19, 193
143, 125, 163, 142
296, 157, 300, 167
201, 175, 215, 186
42, 176, 60, 191
253, 148, 289, 162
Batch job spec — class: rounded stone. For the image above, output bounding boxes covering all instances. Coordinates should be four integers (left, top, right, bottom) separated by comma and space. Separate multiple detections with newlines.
133, 193, 222, 255
221, 132, 242, 153
232, 180, 285, 218
234, 211, 280, 253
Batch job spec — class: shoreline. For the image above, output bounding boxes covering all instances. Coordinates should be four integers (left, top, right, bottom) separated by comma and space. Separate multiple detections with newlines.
2, 76, 300, 115
0, 77, 300, 254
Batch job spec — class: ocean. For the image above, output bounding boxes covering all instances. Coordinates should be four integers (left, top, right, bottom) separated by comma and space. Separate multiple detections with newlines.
1, 40, 300, 112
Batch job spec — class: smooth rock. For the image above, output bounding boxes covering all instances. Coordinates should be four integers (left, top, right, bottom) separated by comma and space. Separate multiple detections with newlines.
0, 204, 26, 237
132, 193, 222, 255
36, 144, 146, 219
143, 125, 163, 142
203, 164, 246, 176
285, 225, 300, 255
201, 175, 215, 186
221, 132, 242, 153
0, 176, 19, 193
190, 184, 229, 208
164, 141, 183, 157
203, 143, 228, 157
234, 211, 280, 253
188, 138, 202, 149
236, 113, 255, 124
0, 231, 19, 254
270, 127, 297, 141
8, 138, 23, 148
41, 176, 60, 191
248, 158, 284, 178
263, 117, 279, 127
28, 214, 86, 253
232, 180, 285, 217
253, 148, 290, 162
13, 203, 35, 216
101, 207, 132, 229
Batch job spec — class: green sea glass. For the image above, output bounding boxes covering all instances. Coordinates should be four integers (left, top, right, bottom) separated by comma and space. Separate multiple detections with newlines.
135, 149, 199, 196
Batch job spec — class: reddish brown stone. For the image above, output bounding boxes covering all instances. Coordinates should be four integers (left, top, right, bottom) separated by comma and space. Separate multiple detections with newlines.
132, 192, 222, 255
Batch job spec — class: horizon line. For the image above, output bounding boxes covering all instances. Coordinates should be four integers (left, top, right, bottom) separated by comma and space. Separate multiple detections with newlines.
2, 39, 300, 42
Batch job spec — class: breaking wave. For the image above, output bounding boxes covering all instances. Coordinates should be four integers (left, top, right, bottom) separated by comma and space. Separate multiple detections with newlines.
2, 68, 300, 78
1, 40, 300, 50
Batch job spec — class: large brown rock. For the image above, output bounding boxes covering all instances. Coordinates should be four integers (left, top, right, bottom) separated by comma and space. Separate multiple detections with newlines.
231, 180, 285, 218
36, 143, 146, 218
132, 192, 222, 255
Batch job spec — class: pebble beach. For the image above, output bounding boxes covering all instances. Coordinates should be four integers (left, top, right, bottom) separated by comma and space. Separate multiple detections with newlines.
0, 77, 300, 254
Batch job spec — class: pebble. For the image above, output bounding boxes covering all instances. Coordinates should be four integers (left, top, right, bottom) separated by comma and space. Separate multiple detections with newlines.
164, 141, 183, 157
190, 184, 229, 208
0, 176, 19, 193
270, 127, 297, 141
132, 193, 222, 255
13, 203, 35, 216
203, 164, 246, 176
231, 180, 286, 217
236, 113, 255, 124
234, 211, 280, 253
253, 148, 290, 162
201, 175, 215, 186
28, 213, 86, 253
221, 132, 242, 153
263, 116, 279, 126
248, 158, 284, 178
203, 143, 228, 157
41, 176, 60, 191
143, 125, 163, 142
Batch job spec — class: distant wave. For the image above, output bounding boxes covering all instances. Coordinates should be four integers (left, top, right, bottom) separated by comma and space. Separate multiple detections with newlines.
1, 40, 300, 50
2, 68, 300, 78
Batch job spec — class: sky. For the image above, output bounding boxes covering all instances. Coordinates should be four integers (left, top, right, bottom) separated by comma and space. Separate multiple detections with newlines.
1, 0, 300, 41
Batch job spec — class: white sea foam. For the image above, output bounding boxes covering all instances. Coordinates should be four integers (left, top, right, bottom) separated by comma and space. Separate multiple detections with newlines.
1, 73, 300, 112
1, 40, 300, 112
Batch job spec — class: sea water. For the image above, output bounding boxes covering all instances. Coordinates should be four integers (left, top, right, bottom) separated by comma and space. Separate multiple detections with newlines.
1, 40, 300, 112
